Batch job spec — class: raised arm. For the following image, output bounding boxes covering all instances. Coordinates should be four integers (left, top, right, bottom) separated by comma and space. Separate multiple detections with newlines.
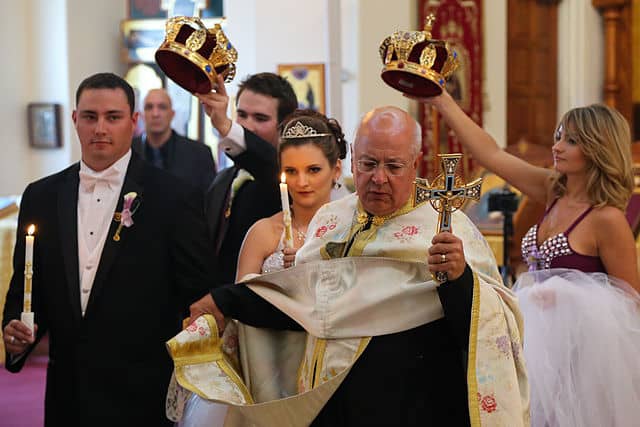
418, 90, 552, 205
196, 75, 232, 138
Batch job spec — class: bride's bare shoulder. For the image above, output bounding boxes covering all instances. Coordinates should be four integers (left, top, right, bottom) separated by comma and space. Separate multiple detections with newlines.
248, 213, 285, 241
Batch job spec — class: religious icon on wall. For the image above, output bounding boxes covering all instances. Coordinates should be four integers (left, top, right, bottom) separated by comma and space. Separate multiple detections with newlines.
277, 63, 326, 114
27, 103, 62, 149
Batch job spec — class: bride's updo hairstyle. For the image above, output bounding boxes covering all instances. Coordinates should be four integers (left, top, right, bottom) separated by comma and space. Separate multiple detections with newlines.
278, 109, 347, 167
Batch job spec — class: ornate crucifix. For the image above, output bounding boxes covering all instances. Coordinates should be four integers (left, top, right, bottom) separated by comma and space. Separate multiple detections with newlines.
413, 153, 482, 281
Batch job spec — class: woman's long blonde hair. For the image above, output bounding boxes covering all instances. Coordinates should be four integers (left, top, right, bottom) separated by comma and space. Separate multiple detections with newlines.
550, 104, 634, 210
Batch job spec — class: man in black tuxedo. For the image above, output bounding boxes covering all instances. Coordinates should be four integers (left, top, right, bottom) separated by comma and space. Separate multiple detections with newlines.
132, 88, 216, 192
2, 73, 213, 427
197, 73, 297, 284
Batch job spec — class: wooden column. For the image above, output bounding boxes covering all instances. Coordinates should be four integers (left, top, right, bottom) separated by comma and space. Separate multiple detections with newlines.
593, 0, 631, 112
507, 0, 558, 147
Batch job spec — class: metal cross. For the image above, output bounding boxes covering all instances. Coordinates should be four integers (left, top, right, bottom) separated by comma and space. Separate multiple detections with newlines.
413, 153, 482, 281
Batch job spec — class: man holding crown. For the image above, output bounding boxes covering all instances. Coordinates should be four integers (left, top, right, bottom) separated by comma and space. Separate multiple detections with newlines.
197, 73, 298, 286
177, 105, 529, 426
154, 15, 298, 286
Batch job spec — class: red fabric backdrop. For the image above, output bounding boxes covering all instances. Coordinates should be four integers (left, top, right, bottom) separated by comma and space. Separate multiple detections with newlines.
418, 0, 483, 180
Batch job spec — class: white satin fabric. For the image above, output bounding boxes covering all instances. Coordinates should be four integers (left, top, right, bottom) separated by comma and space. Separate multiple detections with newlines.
170, 194, 529, 427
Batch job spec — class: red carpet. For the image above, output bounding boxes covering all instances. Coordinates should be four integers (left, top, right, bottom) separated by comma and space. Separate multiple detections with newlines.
0, 355, 47, 427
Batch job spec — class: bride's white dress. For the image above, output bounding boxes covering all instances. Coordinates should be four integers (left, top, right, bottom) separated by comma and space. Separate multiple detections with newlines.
179, 235, 303, 427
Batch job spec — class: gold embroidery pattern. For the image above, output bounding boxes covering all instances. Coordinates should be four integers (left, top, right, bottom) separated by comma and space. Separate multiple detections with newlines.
346, 198, 418, 257
467, 272, 482, 427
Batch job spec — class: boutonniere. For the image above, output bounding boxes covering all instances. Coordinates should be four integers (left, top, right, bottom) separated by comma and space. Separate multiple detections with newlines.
226, 170, 254, 218
113, 192, 140, 241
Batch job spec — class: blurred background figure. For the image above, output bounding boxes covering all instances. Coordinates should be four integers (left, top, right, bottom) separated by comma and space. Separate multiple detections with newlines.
133, 88, 216, 193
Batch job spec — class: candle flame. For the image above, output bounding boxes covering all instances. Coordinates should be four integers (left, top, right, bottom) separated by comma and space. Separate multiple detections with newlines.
27, 224, 35, 235
280, 172, 286, 184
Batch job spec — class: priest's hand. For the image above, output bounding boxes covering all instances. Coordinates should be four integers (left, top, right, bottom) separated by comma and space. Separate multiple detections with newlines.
195, 75, 232, 138
428, 231, 466, 281
3, 319, 37, 355
189, 294, 226, 335
282, 247, 297, 269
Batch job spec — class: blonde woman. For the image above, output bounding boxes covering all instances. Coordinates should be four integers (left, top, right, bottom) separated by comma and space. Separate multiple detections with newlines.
422, 91, 640, 427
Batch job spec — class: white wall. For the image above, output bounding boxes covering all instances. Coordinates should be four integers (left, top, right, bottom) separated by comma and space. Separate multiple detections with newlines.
0, 0, 598, 195
340, 0, 361, 152
557, 0, 603, 116
356, 0, 416, 115
0, 1, 33, 195
31, 0, 71, 178
221, 0, 257, 98
483, 0, 507, 148
0, 0, 75, 196
0, 0, 127, 196
66, 0, 128, 162
222, 0, 330, 101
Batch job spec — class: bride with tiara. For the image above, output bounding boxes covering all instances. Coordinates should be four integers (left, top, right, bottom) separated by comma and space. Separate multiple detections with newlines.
178, 109, 347, 426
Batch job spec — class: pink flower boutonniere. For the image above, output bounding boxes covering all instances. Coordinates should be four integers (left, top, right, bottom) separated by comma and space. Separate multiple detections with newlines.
113, 192, 140, 241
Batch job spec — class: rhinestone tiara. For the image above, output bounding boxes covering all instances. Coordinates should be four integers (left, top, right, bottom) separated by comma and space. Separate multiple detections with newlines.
281, 121, 331, 139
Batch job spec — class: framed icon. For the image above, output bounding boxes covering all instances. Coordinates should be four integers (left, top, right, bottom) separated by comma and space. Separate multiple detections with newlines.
27, 103, 63, 149
277, 63, 326, 114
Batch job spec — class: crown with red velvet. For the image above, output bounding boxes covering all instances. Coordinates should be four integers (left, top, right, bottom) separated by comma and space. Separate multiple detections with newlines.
155, 17, 238, 94
379, 14, 459, 97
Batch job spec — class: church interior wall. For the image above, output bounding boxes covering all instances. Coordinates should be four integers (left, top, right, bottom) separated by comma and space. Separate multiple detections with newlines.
0, 0, 600, 198
0, 1, 34, 196
483, 0, 507, 149
0, 0, 127, 196
557, 0, 603, 117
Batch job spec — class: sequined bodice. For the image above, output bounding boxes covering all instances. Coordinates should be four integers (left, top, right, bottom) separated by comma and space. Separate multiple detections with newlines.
521, 225, 571, 270
261, 234, 285, 274
521, 201, 605, 273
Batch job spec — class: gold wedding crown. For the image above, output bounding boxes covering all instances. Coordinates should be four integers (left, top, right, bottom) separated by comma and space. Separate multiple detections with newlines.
281, 121, 331, 140
379, 14, 459, 97
155, 16, 238, 94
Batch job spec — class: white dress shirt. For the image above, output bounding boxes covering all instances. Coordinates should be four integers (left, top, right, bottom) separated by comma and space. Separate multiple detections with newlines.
218, 121, 247, 158
77, 150, 131, 316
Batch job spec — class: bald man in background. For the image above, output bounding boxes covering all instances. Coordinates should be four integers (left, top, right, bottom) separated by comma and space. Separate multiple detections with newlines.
133, 88, 216, 192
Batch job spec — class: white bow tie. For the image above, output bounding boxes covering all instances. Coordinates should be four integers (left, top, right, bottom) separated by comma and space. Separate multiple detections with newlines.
79, 168, 120, 192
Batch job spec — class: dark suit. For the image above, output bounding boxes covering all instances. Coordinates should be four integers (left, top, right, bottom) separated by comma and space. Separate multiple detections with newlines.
2, 153, 214, 427
205, 128, 281, 285
132, 130, 216, 192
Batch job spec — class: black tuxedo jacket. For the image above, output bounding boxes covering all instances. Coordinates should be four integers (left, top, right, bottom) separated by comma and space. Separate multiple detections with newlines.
205, 128, 281, 285
132, 130, 216, 192
2, 153, 214, 427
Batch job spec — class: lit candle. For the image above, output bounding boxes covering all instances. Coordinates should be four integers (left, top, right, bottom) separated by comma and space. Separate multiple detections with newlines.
280, 173, 294, 248
22, 224, 35, 333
